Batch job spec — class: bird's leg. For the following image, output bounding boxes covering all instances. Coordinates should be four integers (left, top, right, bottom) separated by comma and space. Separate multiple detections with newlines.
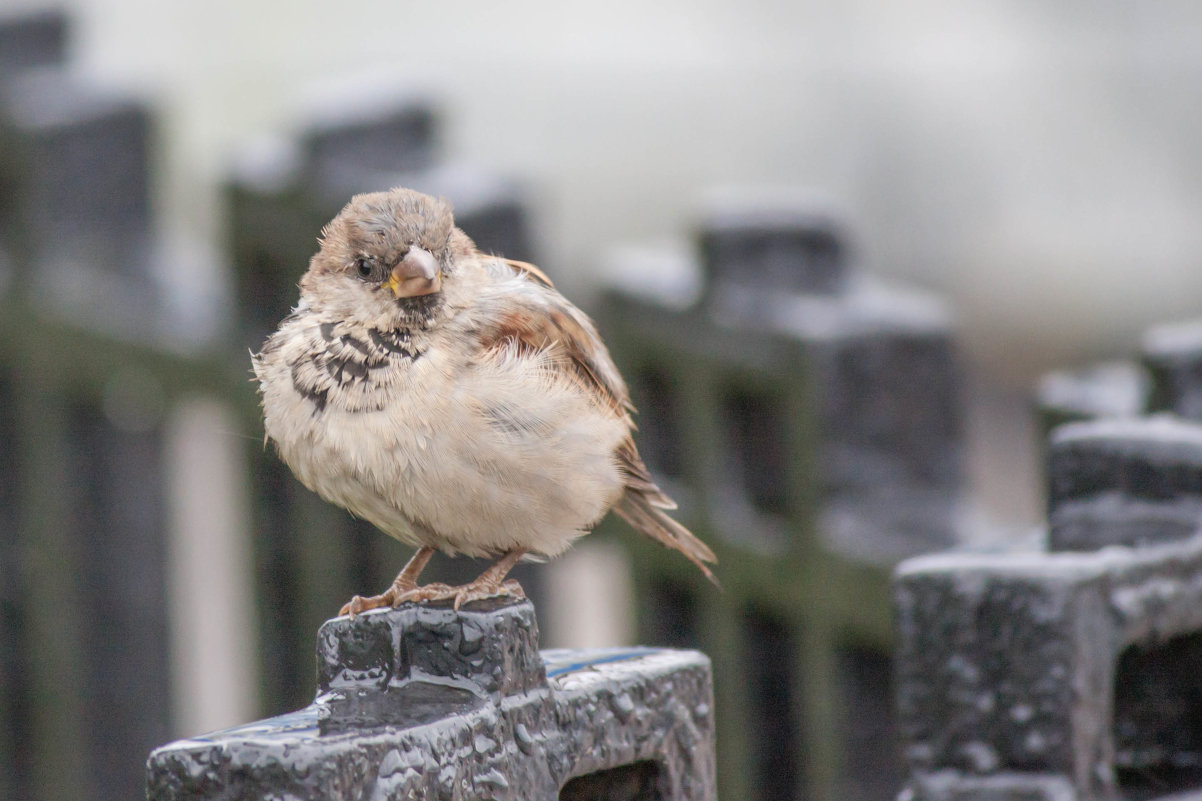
339, 546, 446, 617
454, 549, 526, 610
396, 549, 528, 611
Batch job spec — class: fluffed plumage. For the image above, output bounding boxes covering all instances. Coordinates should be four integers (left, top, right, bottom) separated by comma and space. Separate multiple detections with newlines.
253, 187, 716, 614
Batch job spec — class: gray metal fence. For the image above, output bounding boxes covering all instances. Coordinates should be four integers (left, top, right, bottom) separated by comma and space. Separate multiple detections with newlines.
594, 195, 966, 801
148, 599, 717, 800
0, 12, 230, 801
896, 416, 1202, 801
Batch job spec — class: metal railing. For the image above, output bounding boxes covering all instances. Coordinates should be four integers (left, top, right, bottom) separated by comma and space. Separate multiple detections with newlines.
148, 599, 717, 800
896, 416, 1202, 801
594, 195, 966, 801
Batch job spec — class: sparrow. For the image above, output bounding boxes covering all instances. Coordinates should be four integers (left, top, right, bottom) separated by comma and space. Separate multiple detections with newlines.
253, 187, 716, 615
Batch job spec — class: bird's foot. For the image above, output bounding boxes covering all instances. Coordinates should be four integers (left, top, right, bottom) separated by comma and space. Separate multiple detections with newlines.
339, 588, 395, 618
340, 594, 379, 618
338, 581, 452, 618
340, 548, 527, 616
397, 578, 526, 612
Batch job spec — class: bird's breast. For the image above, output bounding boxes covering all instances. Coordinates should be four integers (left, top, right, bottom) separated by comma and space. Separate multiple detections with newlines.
288, 322, 425, 413
258, 316, 628, 557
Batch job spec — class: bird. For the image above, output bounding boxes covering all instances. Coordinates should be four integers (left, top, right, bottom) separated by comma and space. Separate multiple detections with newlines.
253, 186, 716, 616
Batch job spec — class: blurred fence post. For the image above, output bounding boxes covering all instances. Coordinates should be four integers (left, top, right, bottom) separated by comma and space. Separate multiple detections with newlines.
148, 598, 717, 801
1033, 319, 1202, 435
594, 193, 966, 801
0, 9, 66, 74
1033, 318, 1202, 497
895, 416, 1202, 801
0, 11, 240, 801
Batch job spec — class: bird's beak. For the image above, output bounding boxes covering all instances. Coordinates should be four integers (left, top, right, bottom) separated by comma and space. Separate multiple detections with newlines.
389, 248, 442, 298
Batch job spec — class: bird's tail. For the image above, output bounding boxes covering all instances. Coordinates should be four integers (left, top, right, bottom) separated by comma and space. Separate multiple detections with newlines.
614, 490, 719, 586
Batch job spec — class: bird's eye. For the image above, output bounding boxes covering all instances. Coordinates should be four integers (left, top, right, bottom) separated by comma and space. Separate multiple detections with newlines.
355, 258, 373, 279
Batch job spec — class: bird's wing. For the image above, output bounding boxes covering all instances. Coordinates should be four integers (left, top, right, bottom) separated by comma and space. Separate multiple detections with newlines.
500, 257, 555, 288
475, 255, 718, 581
476, 256, 631, 417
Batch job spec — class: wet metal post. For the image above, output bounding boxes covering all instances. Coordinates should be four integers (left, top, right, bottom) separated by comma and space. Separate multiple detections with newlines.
895, 416, 1202, 801
147, 599, 717, 800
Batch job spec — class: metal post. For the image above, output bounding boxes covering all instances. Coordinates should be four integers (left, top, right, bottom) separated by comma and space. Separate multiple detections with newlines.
896, 416, 1202, 801
148, 599, 717, 800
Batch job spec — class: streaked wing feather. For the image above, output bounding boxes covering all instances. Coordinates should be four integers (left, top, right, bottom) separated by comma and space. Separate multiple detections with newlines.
477, 259, 630, 416
477, 252, 717, 583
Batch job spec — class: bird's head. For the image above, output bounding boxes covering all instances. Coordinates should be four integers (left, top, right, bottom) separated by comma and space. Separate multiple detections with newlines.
301, 187, 473, 329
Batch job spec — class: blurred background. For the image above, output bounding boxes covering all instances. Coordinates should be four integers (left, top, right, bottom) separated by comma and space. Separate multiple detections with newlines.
3, 1, 1202, 800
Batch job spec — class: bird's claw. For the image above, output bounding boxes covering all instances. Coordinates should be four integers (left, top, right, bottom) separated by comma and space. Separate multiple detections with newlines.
339, 589, 396, 618
339, 580, 425, 617
451, 578, 525, 611
392, 578, 525, 611
390, 582, 454, 606
340, 579, 525, 618
339, 548, 526, 618
359, 578, 526, 612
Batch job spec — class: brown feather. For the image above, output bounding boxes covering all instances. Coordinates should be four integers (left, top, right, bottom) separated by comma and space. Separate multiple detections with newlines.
475, 256, 717, 582
499, 257, 555, 288
616, 439, 669, 499
614, 492, 718, 585
478, 287, 631, 418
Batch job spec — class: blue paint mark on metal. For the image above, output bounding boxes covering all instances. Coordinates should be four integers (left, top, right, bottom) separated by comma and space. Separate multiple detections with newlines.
541, 647, 668, 678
